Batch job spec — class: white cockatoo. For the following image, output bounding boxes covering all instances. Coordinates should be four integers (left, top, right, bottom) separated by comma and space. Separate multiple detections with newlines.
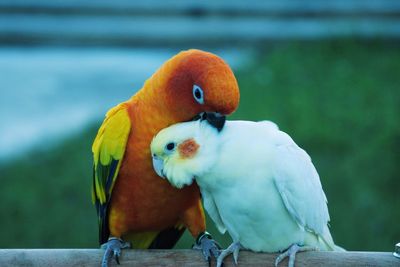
150, 115, 343, 267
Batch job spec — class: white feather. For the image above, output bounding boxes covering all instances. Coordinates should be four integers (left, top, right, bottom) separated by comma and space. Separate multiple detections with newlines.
152, 119, 341, 252
202, 189, 227, 234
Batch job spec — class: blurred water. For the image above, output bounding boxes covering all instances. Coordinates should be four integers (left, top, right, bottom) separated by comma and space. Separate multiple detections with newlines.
0, 47, 247, 161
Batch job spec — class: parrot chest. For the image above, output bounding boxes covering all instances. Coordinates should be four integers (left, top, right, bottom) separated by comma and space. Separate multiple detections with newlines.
107, 118, 201, 236
109, 162, 199, 234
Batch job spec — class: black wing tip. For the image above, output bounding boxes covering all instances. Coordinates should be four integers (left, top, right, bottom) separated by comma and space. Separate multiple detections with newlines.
148, 227, 186, 249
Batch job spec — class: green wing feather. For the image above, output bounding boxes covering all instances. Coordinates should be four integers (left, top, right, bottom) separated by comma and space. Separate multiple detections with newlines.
91, 103, 131, 244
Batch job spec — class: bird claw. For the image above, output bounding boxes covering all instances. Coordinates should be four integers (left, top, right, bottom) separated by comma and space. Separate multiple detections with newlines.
193, 232, 221, 266
275, 244, 316, 267
101, 237, 131, 267
217, 241, 241, 267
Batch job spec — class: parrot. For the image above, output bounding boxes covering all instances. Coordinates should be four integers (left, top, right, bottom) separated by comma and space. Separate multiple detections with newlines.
150, 115, 344, 267
91, 49, 240, 266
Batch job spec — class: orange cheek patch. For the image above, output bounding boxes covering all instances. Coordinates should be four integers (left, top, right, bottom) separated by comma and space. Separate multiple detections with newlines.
178, 139, 200, 159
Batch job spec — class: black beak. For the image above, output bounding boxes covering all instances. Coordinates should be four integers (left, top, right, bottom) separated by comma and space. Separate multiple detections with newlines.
192, 112, 226, 132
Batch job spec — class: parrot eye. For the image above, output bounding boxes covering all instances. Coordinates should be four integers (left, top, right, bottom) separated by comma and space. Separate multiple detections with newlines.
193, 85, 204, 104
165, 142, 176, 152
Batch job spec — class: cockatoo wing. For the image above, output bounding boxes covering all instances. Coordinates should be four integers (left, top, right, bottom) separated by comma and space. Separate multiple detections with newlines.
272, 135, 330, 238
202, 190, 227, 234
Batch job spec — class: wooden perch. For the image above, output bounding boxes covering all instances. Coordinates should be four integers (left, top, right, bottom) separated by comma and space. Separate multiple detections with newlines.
0, 249, 399, 267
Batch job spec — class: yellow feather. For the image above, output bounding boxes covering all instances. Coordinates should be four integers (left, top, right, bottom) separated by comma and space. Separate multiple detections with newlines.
92, 103, 131, 205
123, 231, 159, 249
95, 173, 106, 204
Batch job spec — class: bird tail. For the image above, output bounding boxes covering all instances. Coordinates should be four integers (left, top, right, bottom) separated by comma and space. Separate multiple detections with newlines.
332, 244, 346, 251
123, 227, 185, 249
319, 227, 346, 251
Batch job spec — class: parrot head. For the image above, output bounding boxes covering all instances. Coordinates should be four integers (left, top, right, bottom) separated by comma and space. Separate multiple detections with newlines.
150, 114, 225, 188
156, 49, 240, 121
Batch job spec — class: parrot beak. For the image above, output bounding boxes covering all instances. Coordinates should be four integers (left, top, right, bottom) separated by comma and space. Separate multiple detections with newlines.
152, 154, 165, 178
203, 112, 226, 132
192, 112, 226, 132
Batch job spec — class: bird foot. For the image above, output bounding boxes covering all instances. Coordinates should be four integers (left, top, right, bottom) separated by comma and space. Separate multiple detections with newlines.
217, 241, 241, 267
193, 232, 221, 266
275, 244, 316, 267
100, 237, 131, 267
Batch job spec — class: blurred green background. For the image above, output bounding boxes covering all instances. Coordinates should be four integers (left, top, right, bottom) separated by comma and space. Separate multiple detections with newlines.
2, 0, 400, 256
1, 39, 399, 251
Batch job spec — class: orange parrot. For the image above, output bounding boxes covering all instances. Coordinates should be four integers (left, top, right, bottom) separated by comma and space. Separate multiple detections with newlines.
91, 49, 240, 266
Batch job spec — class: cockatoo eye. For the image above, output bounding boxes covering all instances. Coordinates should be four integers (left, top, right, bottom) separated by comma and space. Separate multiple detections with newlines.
165, 142, 176, 152
193, 85, 204, 104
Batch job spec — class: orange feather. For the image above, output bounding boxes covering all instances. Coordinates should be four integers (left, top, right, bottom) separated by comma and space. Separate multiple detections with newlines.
95, 49, 239, 246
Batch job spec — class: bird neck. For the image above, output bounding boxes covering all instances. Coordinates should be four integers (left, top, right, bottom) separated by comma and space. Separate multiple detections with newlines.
191, 123, 224, 190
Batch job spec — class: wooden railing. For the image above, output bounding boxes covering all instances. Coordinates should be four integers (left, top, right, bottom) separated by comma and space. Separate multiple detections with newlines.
1, 0, 400, 45
0, 249, 399, 266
